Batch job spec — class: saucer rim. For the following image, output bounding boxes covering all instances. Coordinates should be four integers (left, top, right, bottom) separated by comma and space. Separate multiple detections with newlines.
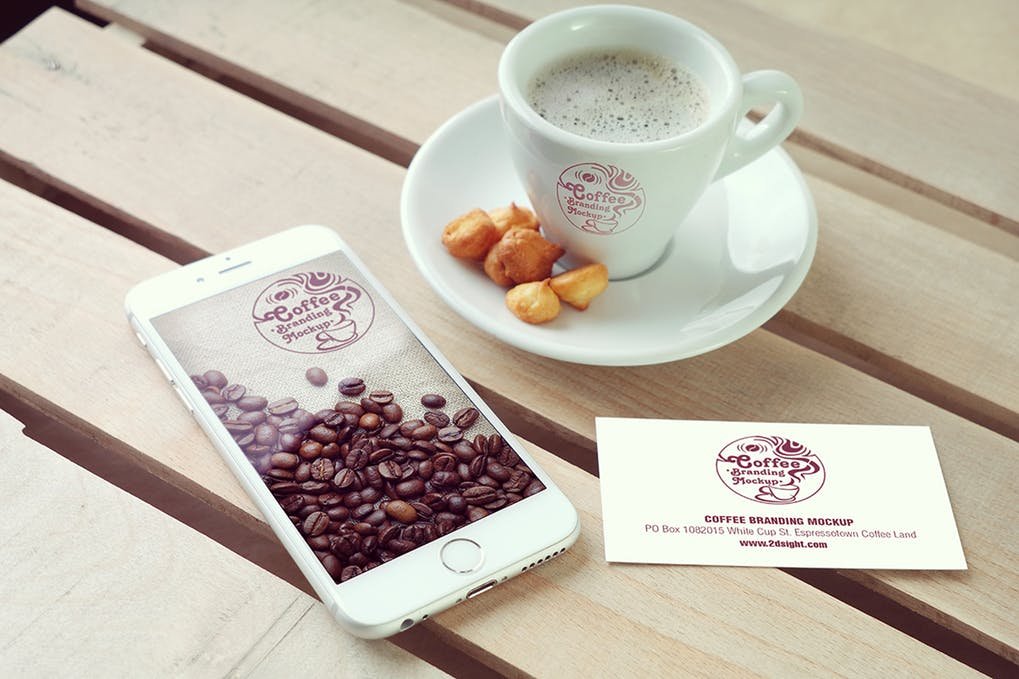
400, 95, 817, 366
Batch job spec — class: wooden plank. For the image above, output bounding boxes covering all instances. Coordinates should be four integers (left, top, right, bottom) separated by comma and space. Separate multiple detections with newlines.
76, 0, 1019, 234
737, 0, 1019, 101
0, 10, 1015, 664
0, 187, 979, 678
0, 412, 445, 678
66, 0, 1019, 439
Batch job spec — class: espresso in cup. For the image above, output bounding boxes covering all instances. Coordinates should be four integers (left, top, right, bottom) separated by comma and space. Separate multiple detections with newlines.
527, 49, 709, 143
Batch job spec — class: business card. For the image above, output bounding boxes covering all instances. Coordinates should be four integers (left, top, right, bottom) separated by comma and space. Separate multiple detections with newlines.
595, 419, 966, 569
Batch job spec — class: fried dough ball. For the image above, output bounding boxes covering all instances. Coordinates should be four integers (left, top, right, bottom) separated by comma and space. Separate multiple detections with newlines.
442, 208, 501, 260
549, 263, 609, 310
488, 202, 540, 237
484, 229, 565, 287
505, 279, 561, 324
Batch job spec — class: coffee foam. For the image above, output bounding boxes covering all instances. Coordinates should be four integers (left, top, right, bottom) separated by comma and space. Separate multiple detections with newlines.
527, 49, 708, 143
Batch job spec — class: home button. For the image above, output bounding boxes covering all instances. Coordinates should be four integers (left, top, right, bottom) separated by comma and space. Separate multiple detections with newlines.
440, 538, 484, 574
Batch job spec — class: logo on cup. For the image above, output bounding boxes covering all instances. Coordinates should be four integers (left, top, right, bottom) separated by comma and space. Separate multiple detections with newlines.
556, 162, 645, 235
252, 272, 375, 353
715, 435, 825, 505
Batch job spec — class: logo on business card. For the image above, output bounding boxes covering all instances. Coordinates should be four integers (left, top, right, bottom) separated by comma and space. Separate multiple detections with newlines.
716, 436, 825, 505
556, 162, 645, 235
252, 271, 375, 353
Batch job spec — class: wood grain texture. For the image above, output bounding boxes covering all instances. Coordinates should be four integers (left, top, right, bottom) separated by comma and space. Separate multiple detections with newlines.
0, 202, 977, 678
0, 413, 445, 679
77, 0, 1019, 233
0, 10, 1015, 663
65, 0, 1019, 437
739, 0, 1019, 102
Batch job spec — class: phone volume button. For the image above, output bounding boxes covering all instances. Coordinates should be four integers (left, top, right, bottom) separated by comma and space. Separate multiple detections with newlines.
171, 384, 194, 414
153, 358, 175, 385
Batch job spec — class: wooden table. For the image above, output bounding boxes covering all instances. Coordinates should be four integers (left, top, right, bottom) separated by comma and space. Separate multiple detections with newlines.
1, 1, 1015, 676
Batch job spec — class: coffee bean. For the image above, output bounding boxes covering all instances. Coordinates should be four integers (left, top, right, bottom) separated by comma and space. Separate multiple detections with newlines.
238, 410, 266, 425
446, 494, 467, 514
368, 448, 394, 464
394, 479, 426, 499
352, 503, 375, 520
387, 539, 416, 554
270, 452, 300, 469
211, 403, 230, 418
410, 501, 434, 519
353, 522, 377, 536
310, 458, 335, 481
358, 413, 381, 430
437, 426, 462, 443
300, 481, 330, 494
340, 565, 363, 582
524, 479, 545, 497
486, 461, 511, 482
190, 375, 208, 390
467, 506, 490, 522
369, 390, 394, 405
345, 448, 368, 470
468, 455, 487, 479
423, 411, 450, 428
484, 496, 508, 510
417, 460, 434, 480
377, 460, 403, 481
411, 423, 437, 441
431, 471, 460, 487
269, 481, 300, 495
384, 500, 418, 523
307, 534, 332, 550
433, 453, 457, 472
222, 419, 251, 435
338, 377, 365, 396
452, 441, 478, 462
203, 390, 225, 405
390, 436, 413, 451
497, 447, 521, 467
294, 462, 311, 482
308, 424, 338, 444
246, 443, 272, 456
322, 554, 343, 579
221, 384, 246, 402
236, 395, 267, 411
306, 367, 328, 387
326, 506, 350, 521
381, 403, 403, 423
267, 397, 298, 416
379, 423, 400, 439
398, 419, 423, 436
421, 394, 446, 408
280, 495, 304, 513
302, 511, 329, 536
298, 440, 323, 460
463, 485, 498, 505
453, 407, 480, 430
203, 370, 227, 388
294, 408, 320, 431
320, 442, 340, 459
333, 468, 357, 490
474, 434, 489, 452
254, 424, 278, 446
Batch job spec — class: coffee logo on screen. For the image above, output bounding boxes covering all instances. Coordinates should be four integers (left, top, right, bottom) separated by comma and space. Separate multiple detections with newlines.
716, 436, 825, 505
556, 162, 645, 235
252, 272, 375, 353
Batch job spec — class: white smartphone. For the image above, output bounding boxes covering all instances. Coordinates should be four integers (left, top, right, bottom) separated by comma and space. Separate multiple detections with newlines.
125, 225, 580, 638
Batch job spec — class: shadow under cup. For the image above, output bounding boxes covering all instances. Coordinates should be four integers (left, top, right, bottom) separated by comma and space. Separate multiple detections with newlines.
498, 6, 746, 279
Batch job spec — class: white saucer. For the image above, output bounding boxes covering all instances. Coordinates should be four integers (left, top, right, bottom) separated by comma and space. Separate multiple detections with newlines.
401, 96, 817, 366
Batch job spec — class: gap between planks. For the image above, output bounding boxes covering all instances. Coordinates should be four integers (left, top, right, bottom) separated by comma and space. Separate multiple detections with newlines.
69, 8, 1017, 440
2, 365, 1014, 677
0, 379, 510, 679
1, 106, 1013, 445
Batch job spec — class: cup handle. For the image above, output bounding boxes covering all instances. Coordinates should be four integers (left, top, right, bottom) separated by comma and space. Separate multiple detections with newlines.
713, 70, 803, 181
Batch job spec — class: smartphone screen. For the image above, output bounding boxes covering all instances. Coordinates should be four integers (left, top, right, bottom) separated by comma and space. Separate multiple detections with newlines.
151, 250, 545, 584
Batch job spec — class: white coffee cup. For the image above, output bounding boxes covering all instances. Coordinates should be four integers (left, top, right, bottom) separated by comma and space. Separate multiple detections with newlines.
498, 5, 803, 279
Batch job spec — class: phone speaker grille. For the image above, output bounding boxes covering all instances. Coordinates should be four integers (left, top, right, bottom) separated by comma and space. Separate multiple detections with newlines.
520, 548, 564, 572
